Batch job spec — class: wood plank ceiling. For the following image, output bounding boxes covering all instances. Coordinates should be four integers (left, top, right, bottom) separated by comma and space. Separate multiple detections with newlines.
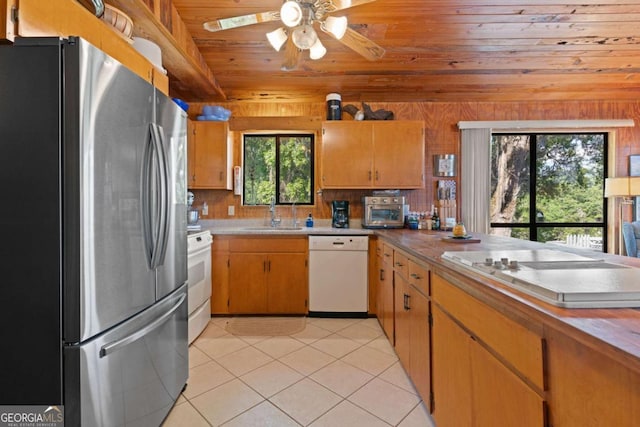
169, 0, 640, 103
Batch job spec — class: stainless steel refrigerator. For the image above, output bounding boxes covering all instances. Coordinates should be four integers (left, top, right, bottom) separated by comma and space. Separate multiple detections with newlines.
0, 37, 188, 426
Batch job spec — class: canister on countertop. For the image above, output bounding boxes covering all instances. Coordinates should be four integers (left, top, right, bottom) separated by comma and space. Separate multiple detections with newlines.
326, 93, 342, 120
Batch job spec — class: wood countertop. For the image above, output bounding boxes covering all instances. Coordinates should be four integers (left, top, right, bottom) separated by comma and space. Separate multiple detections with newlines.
374, 229, 640, 375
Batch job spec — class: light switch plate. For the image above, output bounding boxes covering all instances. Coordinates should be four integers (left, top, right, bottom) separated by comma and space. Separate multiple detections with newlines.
228, 205, 235, 216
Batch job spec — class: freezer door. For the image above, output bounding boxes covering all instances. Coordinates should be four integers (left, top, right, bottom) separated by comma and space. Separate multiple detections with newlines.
64, 284, 188, 427
64, 39, 156, 343
153, 90, 188, 300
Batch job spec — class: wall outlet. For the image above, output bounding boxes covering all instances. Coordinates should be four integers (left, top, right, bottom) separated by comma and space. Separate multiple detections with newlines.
228, 205, 235, 216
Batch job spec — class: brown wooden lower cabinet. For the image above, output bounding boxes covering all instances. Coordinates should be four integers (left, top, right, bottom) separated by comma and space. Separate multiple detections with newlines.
380, 244, 432, 407
394, 271, 430, 406
545, 327, 640, 426
211, 237, 230, 314
378, 239, 640, 427
225, 236, 308, 314
431, 306, 473, 426
376, 241, 395, 341
431, 273, 546, 427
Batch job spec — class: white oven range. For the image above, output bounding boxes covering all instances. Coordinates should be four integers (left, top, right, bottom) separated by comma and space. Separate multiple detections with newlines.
187, 230, 212, 343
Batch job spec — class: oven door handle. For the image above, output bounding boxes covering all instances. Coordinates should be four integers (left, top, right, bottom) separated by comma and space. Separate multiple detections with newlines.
188, 245, 212, 258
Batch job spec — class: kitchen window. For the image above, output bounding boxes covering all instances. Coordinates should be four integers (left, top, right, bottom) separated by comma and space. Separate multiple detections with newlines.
490, 132, 607, 251
243, 133, 314, 205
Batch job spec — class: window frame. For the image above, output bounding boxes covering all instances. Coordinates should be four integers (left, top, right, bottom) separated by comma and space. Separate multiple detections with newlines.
490, 132, 609, 249
242, 132, 315, 206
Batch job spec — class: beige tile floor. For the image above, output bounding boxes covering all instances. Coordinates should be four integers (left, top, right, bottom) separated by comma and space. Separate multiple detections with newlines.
163, 317, 436, 427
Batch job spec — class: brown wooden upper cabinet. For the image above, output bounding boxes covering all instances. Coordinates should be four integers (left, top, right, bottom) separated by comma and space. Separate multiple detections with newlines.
320, 121, 425, 189
11, 0, 169, 94
187, 120, 233, 190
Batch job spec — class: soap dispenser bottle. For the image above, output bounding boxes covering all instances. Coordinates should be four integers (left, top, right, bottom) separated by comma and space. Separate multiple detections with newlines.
305, 214, 314, 227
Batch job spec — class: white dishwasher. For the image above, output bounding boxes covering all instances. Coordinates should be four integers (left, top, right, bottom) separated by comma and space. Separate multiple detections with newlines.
308, 235, 369, 317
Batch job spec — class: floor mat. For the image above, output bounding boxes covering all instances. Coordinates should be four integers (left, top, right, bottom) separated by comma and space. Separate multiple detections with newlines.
225, 316, 306, 336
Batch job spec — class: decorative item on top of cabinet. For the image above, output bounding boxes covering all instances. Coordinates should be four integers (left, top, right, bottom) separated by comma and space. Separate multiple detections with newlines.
187, 120, 233, 189
320, 120, 424, 189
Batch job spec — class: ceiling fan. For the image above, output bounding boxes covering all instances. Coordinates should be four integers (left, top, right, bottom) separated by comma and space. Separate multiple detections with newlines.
203, 0, 385, 71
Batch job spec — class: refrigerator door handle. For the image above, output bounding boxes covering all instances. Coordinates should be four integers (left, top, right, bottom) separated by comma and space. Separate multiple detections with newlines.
99, 292, 186, 358
152, 123, 170, 268
141, 127, 155, 269
148, 123, 169, 269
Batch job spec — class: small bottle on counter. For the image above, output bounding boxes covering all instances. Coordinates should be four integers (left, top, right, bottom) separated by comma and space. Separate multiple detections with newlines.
432, 207, 441, 231
408, 212, 419, 230
305, 214, 314, 227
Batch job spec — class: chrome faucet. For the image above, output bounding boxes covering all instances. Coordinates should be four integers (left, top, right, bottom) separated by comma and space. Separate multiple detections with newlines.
269, 196, 281, 227
291, 202, 297, 227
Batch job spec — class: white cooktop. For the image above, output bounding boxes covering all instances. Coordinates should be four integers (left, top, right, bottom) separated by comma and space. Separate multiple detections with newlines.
442, 249, 640, 308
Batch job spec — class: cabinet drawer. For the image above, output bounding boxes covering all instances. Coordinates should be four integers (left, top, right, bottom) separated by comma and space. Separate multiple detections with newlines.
229, 237, 307, 253
432, 273, 544, 391
381, 243, 393, 264
408, 260, 429, 295
393, 250, 409, 279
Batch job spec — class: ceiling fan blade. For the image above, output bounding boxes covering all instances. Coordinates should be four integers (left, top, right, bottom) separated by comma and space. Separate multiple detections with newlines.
326, 27, 385, 61
330, 0, 377, 12
203, 11, 279, 32
281, 36, 301, 71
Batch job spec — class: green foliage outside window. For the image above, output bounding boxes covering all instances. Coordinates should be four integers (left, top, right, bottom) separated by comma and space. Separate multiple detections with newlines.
490, 133, 605, 247
243, 134, 313, 205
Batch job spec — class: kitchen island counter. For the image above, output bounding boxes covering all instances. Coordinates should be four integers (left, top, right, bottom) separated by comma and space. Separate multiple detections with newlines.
375, 228, 640, 375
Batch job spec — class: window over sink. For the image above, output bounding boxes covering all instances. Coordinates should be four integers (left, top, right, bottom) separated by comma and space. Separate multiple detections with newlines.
243, 133, 314, 205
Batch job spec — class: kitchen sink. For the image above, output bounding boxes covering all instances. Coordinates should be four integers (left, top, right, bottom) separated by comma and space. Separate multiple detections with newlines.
242, 226, 304, 231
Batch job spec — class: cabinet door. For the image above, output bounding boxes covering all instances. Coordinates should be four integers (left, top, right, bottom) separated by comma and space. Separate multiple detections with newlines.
187, 120, 197, 187
380, 244, 395, 342
190, 121, 231, 189
211, 244, 229, 314
470, 339, 545, 427
375, 243, 385, 330
267, 253, 308, 314
394, 273, 411, 369
409, 287, 430, 407
228, 253, 267, 313
2, 0, 16, 40
432, 306, 473, 427
18, 0, 154, 85
321, 121, 373, 188
373, 121, 424, 188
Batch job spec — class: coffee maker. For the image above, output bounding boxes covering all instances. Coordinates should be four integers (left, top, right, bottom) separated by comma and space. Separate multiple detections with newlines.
331, 200, 349, 228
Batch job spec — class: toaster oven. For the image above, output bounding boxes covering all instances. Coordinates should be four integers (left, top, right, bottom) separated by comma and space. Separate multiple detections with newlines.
362, 196, 405, 229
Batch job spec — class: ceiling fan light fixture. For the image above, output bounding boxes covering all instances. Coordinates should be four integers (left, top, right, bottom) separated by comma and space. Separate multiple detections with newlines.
266, 27, 288, 51
309, 38, 327, 59
280, 1, 303, 27
322, 16, 348, 39
292, 25, 318, 50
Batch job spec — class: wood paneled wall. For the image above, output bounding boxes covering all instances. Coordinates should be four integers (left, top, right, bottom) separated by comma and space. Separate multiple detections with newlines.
187, 100, 640, 222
